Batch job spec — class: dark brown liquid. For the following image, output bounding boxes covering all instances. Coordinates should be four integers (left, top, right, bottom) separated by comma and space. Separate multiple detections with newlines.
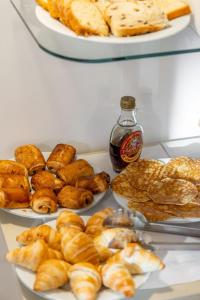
109, 142, 128, 172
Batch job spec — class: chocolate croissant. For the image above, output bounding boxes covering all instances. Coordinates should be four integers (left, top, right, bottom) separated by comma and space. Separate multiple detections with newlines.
0, 188, 30, 208
31, 170, 65, 193
30, 188, 58, 214
15, 144, 46, 175
57, 185, 93, 209
0, 160, 28, 177
75, 171, 110, 194
47, 144, 76, 173
57, 159, 94, 186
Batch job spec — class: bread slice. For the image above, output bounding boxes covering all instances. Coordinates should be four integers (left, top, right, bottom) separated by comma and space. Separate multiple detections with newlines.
105, 1, 168, 37
155, 0, 191, 20
66, 0, 109, 36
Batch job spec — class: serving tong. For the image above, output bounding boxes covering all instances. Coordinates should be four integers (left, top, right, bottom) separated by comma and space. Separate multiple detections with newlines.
103, 208, 200, 251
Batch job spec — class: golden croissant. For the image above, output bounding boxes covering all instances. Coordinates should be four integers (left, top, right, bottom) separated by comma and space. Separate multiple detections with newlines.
101, 261, 135, 297
68, 262, 102, 300
109, 243, 165, 274
34, 259, 71, 291
16, 224, 61, 251
31, 170, 65, 193
75, 171, 110, 194
61, 228, 100, 264
56, 210, 85, 232
85, 208, 114, 237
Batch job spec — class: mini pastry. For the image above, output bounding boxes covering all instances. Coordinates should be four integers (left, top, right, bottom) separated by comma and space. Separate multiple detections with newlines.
16, 224, 61, 250
0, 160, 28, 177
57, 159, 94, 186
61, 228, 100, 264
47, 144, 76, 173
31, 170, 65, 193
56, 210, 85, 231
0, 188, 30, 208
57, 185, 93, 209
68, 262, 102, 300
0, 174, 30, 191
30, 188, 58, 214
34, 259, 71, 291
75, 171, 110, 194
15, 144, 46, 175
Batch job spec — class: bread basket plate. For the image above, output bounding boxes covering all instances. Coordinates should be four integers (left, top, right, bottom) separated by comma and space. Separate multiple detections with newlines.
36, 5, 191, 45
2, 152, 108, 220
112, 158, 200, 224
15, 217, 150, 300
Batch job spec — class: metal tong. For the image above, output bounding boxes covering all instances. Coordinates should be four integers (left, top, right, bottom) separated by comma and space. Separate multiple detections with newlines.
103, 208, 200, 251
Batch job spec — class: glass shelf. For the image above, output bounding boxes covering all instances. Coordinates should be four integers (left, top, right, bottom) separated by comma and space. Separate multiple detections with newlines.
11, 0, 200, 63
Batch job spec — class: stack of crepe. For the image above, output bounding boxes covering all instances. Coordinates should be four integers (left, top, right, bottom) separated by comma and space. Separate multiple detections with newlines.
111, 157, 200, 222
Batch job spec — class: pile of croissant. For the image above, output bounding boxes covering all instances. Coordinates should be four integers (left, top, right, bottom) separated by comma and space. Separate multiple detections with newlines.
6, 208, 164, 299
0, 144, 110, 213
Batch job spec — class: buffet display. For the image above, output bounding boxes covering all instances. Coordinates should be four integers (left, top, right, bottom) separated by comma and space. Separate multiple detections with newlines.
6, 208, 164, 299
36, 0, 191, 37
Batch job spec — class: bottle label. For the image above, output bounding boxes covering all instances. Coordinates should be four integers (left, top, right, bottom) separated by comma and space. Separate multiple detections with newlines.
120, 131, 143, 163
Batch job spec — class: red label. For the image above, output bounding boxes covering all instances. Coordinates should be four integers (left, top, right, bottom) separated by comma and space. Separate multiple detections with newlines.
120, 131, 143, 163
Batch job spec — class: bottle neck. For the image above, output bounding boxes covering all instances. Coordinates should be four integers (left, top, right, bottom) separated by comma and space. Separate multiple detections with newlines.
117, 109, 137, 127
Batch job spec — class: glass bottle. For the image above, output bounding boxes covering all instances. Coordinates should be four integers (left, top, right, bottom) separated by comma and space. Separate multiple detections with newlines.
109, 96, 143, 172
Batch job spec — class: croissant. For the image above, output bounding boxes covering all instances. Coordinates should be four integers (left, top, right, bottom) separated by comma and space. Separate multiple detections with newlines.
34, 259, 71, 291
30, 188, 58, 214
57, 159, 94, 186
0, 188, 30, 208
6, 239, 48, 272
16, 224, 61, 250
85, 208, 114, 237
109, 243, 165, 274
75, 172, 110, 194
94, 228, 137, 262
0, 160, 28, 176
31, 170, 65, 193
47, 247, 64, 260
56, 210, 85, 232
15, 144, 46, 175
47, 144, 76, 173
57, 185, 93, 209
101, 261, 135, 297
0, 174, 30, 191
61, 228, 100, 264
68, 262, 102, 300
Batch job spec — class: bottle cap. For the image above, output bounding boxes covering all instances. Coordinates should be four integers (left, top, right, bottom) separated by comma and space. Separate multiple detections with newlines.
120, 96, 136, 110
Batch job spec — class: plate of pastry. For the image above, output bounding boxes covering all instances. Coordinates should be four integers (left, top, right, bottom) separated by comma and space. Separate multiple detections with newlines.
35, 0, 191, 44
111, 156, 200, 224
6, 209, 165, 300
0, 144, 110, 219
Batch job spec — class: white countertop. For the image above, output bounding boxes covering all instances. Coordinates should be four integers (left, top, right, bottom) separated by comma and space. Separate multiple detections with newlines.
1, 144, 200, 300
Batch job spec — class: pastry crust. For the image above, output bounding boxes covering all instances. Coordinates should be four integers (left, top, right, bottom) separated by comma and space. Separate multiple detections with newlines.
0, 174, 30, 191
0, 188, 30, 208
57, 159, 94, 185
47, 144, 76, 173
15, 144, 46, 176
75, 171, 110, 194
31, 170, 65, 193
0, 160, 28, 177
56, 210, 85, 231
57, 185, 94, 209
30, 188, 58, 214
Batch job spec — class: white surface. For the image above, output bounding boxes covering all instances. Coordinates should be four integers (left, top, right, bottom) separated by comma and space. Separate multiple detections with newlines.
15, 217, 149, 300
2, 152, 109, 220
189, 0, 200, 35
36, 6, 190, 44
161, 137, 200, 158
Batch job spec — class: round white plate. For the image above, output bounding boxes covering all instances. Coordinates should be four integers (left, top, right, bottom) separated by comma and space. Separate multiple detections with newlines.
36, 6, 191, 45
15, 217, 150, 300
113, 158, 200, 224
2, 153, 108, 220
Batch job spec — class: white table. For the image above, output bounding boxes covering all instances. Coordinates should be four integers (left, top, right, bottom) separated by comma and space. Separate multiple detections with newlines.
1, 145, 200, 300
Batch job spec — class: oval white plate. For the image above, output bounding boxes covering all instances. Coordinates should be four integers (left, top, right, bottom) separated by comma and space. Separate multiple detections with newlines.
36, 6, 191, 45
2, 153, 108, 220
15, 217, 150, 300
113, 158, 200, 224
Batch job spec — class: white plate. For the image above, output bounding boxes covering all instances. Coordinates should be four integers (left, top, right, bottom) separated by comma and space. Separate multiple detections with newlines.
2, 153, 107, 220
36, 6, 191, 45
15, 217, 150, 300
113, 158, 200, 224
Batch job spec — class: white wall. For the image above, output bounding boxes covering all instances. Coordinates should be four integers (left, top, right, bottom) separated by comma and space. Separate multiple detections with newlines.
0, 0, 200, 158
